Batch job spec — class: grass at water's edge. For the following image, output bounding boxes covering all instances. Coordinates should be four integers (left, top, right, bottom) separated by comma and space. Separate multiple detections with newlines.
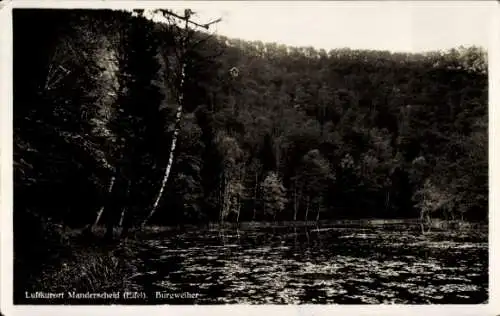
14, 231, 144, 303
14, 218, 487, 303
138, 218, 487, 233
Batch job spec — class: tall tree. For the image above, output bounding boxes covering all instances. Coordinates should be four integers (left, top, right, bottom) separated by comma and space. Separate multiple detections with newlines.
142, 9, 221, 226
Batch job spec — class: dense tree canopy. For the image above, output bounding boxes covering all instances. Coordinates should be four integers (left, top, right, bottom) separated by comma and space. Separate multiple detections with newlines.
14, 9, 488, 241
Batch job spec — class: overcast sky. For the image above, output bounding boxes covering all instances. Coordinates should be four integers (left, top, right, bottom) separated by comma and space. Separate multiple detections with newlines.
152, 1, 494, 53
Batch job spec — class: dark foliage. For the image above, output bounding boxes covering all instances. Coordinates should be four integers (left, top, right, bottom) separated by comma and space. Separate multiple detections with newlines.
13, 9, 487, 294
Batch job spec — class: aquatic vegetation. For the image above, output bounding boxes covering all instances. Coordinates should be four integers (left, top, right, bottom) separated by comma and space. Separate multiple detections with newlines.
126, 223, 487, 304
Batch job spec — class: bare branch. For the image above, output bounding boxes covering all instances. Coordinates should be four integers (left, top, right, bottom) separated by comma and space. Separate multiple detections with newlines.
203, 17, 222, 29
154, 9, 221, 30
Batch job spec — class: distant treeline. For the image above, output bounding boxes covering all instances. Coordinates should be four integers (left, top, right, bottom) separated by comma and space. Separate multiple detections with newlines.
14, 9, 487, 236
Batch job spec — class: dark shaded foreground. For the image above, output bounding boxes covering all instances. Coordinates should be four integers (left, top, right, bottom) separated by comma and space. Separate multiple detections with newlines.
15, 221, 487, 305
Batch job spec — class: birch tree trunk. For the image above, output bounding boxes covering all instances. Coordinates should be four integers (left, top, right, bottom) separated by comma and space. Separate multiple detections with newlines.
304, 196, 310, 222
220, 174, 227, 222
119, 207, 126, 227
142, 17, 188, 227
236, 195, 241, 223
420, 206, 425, 234
223, 178, 230, 222
142, 68, 185, 227
92, 175, 115, 228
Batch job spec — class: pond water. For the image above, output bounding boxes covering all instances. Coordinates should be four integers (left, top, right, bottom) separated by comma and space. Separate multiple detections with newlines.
128, 223, 488, 304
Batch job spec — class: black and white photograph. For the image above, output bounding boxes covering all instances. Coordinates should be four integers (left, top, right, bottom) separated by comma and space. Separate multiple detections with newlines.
1, 0, 495, 311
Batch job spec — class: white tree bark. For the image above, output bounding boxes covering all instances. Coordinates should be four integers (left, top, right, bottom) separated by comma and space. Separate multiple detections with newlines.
141, 10, 220, 228
119, 207, 126, 227
142, 62, 186, 227
141, 13, 192, 228
304, 196, 310, 222
92, 175, 115, 228
236, 195, 241, 223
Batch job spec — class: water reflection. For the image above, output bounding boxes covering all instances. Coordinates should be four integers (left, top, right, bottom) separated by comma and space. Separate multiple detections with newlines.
130, 223, 487, 304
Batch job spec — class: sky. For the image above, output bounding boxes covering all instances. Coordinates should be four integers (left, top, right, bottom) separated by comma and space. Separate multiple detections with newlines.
149, 1, 494, 53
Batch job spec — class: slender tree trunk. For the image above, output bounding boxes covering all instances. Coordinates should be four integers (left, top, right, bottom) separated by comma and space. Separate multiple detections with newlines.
224, 181, 230, 221
316, 205, 320, 222
293, 180, 297, 221
236, 167, 243, 223
304, 196, 310, 222
219, 201, 223, 222
294, 226, 297, 245
219, 176, 224, 222
142, 14, 194, 228
275, 143, 280, 171
93, 175, 115, 229
385, 190, 390, 211
103, 174, 121, 241
142, 59, 187, 227
236, 195, 241, 223
219, 181, 222, 222
427, 213, 432, 232
119, 207, 126, 227
221, 175, 230, 223
420, 209, 424, 234
253, 171, 258, 221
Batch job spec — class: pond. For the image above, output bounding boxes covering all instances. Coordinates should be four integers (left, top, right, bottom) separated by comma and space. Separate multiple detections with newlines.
128, 222, 488, 304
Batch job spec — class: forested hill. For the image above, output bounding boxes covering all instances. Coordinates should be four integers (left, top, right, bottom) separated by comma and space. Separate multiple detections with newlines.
14, 9, 488, 234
